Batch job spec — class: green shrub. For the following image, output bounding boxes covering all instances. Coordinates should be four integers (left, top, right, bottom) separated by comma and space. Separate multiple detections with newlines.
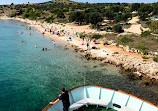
146, 21, 151, 26
22, 7, 40, 20
45, 16, 54, 23
142, 56, 149, 59
104, 42, 110, 45
153, 56, 158, 62
143, 49, 148, 55
79, 33, 87, 38
120, 37, 133, 43
51, 8, 60, 14
141, 31, 151, 37
136, 45, 146, 50
90, 34, 102, 39
113, 24, 124, 33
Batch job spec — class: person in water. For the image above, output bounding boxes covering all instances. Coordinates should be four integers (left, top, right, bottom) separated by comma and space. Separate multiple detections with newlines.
49, 88, 70, 111
64, 45, 68, 50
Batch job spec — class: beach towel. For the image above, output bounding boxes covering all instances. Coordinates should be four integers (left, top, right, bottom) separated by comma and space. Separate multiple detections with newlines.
95, 43, 101, 44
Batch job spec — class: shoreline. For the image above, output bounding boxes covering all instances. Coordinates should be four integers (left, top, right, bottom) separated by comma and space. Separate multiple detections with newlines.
0, 16, 158, 85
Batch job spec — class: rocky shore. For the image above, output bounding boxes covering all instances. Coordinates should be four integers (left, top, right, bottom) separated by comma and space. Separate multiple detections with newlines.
1, 16, 158, 85
71, 45, 158, 86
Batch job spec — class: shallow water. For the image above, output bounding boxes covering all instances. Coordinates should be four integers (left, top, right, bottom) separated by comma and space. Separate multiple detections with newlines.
0, 20, 158, 111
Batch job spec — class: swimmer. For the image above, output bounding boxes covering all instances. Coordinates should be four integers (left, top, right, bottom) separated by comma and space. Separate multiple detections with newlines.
35, 45, 37, 48
42, 48, 44, 51
53, 41, 56, 46
64, 45, 68, 50
21, 41, 24, 43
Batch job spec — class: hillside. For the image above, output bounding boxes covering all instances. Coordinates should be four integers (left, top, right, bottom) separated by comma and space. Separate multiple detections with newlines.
0, 0, 158, 58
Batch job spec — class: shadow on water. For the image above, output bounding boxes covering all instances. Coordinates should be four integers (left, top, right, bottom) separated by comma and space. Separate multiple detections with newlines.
83, 68, 158, 105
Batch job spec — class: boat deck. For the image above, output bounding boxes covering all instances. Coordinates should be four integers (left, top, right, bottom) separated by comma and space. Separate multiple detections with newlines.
43, 85, 158, 111
74, 105, 116, 111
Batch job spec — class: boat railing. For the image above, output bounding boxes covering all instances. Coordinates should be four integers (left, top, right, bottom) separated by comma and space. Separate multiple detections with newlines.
43, 84, 158, 111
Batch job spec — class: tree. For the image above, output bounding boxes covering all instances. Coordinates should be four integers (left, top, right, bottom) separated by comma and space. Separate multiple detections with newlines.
115, 12, 132, 22
17, 9, 23, 15
10, 3, 14, 6
22, 7, 40, 20
45, 15, 54, 23
22, 12, 29, 19
51, 8, 60, 14
130, 3, 140, 11
89, 12, 103, 25
138, 4, 153, 14
149, 21, 158, 33
57, 10, 65, 18
69, 11, 85, 25
113, 24, 124, 33
138, 12, 148, 21
105, 9, 114, 20
153, 5, 158, 15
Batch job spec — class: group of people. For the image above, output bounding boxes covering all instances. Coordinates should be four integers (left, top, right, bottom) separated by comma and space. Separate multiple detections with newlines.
24, 26, 31, 30
42, 48, 48, 51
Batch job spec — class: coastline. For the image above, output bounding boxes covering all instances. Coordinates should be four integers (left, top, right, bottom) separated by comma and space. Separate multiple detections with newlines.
1, 16, 158, 85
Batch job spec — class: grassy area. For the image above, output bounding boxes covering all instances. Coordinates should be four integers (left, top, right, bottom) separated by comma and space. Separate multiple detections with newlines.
102, 34, 158, 53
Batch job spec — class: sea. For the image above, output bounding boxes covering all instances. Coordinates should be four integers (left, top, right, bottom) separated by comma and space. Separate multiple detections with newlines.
0, 20, 158, 111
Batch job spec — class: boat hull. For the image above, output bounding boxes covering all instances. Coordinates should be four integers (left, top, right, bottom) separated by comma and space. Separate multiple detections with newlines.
43, 84, 158, 111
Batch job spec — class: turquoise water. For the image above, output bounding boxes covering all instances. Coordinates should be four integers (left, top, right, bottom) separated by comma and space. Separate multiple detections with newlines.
0, 20, 158, 111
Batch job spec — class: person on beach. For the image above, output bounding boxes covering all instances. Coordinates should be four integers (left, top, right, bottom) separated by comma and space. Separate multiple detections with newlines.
87, 42, 89, 50
52, 31, 55, 34
49, 88, 70, 111
50, 29, 52, 33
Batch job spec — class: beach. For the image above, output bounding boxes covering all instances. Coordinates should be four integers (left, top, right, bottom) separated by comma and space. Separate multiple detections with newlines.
1, 17, 158, 111
0, 16, 158, 83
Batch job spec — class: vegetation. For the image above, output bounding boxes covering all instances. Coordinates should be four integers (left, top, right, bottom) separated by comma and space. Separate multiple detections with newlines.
120, 36, 133, 43
113, 24, 124, 33
0, 0, 158, 56
79, 32, 87, 38
153, 56, 158, 62
149, 21, 158, 34
142, 56, 149, 59
22, 7, 40, 20
104, 42, 110, 45
90, 34, 102, 39
45, 15, 54, 23
141, 31, 151, 37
